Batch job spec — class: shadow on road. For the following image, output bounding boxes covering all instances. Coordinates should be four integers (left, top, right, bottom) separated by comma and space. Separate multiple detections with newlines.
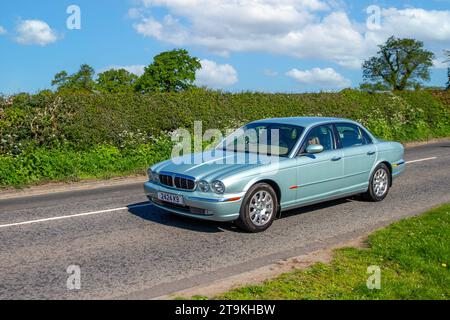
127, 196, 358, 233
280, 197, 354, 219
127, 201, 234, 233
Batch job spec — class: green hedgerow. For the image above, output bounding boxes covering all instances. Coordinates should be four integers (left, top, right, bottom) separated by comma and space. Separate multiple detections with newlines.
0, 89, 449, 187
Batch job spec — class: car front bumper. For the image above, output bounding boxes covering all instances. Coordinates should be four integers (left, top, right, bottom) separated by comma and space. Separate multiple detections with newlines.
143, 181, 243, 222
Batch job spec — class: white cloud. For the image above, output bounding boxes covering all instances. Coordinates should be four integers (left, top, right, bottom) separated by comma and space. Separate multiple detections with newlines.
131, 1, 364, 67
376, 8, 450, 43
134, 16, 164, 39
103, 65, 146, 76
15, 20, 58, 46
286, 67, 351, 89
0, 26, 6, 35
130, 1, 450, 69
196, 59, 238, 88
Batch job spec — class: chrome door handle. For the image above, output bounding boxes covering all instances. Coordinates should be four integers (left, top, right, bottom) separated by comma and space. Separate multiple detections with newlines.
331, 156, 342, 161
367, 151, 376, 155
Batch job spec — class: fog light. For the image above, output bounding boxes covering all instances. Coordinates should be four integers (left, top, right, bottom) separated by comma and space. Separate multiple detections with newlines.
190, 207, 207, 215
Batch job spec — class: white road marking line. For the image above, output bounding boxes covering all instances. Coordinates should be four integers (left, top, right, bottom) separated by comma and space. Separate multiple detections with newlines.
0, 203, 152, 229
405, 156, 437, 164
0, 156, 440, 229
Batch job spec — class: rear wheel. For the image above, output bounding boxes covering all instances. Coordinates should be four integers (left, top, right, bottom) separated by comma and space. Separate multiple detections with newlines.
235, 183, 278, 233
363, 163, 391, 201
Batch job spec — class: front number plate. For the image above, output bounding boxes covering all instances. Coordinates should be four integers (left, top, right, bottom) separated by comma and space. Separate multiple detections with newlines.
157, 192, 184, 206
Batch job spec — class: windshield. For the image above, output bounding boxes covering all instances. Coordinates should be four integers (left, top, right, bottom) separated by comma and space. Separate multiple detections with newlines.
219, 123, 304, 157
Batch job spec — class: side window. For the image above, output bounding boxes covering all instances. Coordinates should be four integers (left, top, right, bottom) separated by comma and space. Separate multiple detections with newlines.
336, 124, 365, 148
360, 128, 373, 145
303, 125, 335, 152
277, 126, 299, 151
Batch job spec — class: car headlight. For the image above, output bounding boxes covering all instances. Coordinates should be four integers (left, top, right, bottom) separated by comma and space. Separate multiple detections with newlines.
147, 169, 159, 183
147, 168, 153, 181
211, 180, 225, 194
198, 180, 210, 192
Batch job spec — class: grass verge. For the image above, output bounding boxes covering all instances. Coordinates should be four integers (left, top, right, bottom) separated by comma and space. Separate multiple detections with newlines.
205, 204, 450, 300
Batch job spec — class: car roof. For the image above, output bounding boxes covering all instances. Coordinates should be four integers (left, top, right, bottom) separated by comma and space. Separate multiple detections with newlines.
250, 117, 352, 128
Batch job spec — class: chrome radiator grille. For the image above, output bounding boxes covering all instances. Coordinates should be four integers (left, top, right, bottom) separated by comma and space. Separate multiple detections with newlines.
159, 173, 196, 191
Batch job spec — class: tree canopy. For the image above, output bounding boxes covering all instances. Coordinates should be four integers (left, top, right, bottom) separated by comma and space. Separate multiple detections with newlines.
135, 49, 201, 93
51, 50, 201, 94
52, 64, 96, 91
362, 36, 434, 91
96, 69, 138, 93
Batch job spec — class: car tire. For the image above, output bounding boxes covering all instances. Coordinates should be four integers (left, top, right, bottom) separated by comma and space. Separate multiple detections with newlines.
363, 163, 391, 202
235, 183, 278, 233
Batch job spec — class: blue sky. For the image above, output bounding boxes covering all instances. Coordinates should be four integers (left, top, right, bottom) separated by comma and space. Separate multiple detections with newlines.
0, 0, 449, 94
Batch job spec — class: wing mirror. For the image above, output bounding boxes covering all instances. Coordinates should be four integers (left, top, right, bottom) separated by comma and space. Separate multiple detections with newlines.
306, 144, 324, 154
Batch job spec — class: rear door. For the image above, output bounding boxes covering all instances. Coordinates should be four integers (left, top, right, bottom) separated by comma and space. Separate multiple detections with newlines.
334, 123, 377, 193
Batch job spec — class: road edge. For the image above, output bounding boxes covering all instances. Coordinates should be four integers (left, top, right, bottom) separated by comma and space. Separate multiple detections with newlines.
153, 236, 368, 300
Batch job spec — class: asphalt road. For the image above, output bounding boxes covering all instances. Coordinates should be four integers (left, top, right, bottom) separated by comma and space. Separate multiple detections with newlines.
0, 141, 449, 299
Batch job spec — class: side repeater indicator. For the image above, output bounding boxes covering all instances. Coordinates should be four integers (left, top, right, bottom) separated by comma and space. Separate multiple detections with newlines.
289, 185, 298, 190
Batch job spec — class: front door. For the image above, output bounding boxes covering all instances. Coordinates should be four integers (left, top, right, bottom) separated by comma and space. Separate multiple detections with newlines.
295, 124, 344, 204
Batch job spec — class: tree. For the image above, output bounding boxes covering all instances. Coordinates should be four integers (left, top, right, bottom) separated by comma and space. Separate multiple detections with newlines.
51, 71, 70, 88
96, 69, 138, 93
135, 49, 201, 93
72, 64, 96, 90
51, 64, 96, 91
362, 36, 434, 91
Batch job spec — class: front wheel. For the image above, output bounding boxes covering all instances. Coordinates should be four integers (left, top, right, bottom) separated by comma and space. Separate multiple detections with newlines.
363, 163, 391, 201
235, 183, 278, 233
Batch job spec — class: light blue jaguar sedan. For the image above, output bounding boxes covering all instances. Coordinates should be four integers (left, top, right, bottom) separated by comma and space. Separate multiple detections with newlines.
144, 117, 405, 232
